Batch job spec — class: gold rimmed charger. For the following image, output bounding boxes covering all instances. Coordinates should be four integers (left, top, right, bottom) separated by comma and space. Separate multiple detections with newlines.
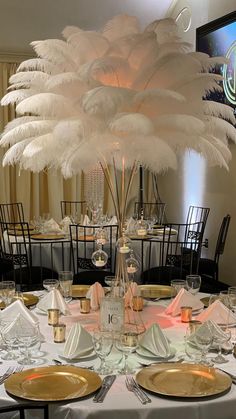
138, 284, 176, 299
136, 363, 232, 398
0, 293, 39, 310
4, 365, 102, 401
31, 234, 65, 240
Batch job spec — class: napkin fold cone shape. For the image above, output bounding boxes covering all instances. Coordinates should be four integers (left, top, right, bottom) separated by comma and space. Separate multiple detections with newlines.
165, 288, 204, 316
196, 299, 236, 325
139, 323, 171, 357
190, 319, 229, 345
63, 322, 93, 359
86, 282, 105, 311
37, 288, 71, 315
0, 299, 38, 324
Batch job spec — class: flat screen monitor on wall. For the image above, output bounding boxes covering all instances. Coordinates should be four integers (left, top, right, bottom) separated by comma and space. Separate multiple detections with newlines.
196, 11, 236, 118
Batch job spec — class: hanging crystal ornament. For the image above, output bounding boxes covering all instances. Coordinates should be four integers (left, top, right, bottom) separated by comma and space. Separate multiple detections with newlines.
135, 214, 148, 237
95, 228, 108, 245
84, 164, 104, 224
126, 250, 140, 275
91, 245, 108, 267
116, 231, 132, 254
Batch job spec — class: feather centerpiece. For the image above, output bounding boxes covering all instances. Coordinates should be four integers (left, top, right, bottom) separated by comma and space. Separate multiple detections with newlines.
0, 14, 236, 231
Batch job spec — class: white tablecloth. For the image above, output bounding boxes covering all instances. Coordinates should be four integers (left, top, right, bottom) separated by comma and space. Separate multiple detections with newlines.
0, 293, 236, 418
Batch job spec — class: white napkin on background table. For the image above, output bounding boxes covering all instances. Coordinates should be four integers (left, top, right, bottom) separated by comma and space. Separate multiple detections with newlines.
126, 217, 136, 234
60, 216, 72, 234
37, 289, 71, 315
0, 300, 38, 325
82, 215, 90, 226
42, 218, 63, 234
86, 282, 105, 311
138, 323, 171, 357
165, 288, 204, 316
63, 322, 93, 359
196, 300, 236, 324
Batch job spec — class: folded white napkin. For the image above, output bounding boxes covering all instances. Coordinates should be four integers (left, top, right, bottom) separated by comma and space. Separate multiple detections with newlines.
63, 322, 93, 359
86, 282, 105, 311
2, 313, 41, 338
0, 300, 38, 325
109, 215, 118, 225
196, 300, 236, 325
42, 218, 63, 234
60, 216, 72, 234
82, 215, 90, 226
139, 323, 171, 357
124, 282, 139, 308
189, 320, 227, 343
37, 289, 71, 315
165, 288, 204, 316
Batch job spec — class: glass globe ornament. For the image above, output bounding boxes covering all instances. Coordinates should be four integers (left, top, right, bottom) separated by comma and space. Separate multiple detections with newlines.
95, 228, 108, 245
126, 252, 140, 275
116, 234, 132, 254
91, 248, 108, 267
135, 216, 148, 237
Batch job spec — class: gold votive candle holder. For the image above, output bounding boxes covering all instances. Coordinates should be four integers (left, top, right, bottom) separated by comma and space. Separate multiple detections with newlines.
53, 323, 66, 343
180, 306, 192, 323
80, 298, 91, 314
48, 308, 60, 326
189, 320, 202, 333
132, 296, 144, 311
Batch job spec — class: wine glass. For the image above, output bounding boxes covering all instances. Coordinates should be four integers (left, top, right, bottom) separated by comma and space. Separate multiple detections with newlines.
1, 281, 16, 306
92, 330, 113, 374
186, 275, 201, 295
0, 319, 18, 360
185, 325, 202, 363
18, 324, 39, 365
115, 327, 139, 374
194, 326, 213, 365
59, 271, 73, 303
170, 279, 186, 296
211, 327, 231, 364
43, 279, 59, 292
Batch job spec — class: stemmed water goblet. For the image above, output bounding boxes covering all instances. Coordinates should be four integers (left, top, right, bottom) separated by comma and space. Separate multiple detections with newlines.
0, 281, 16, 307
92, 330, 113, 374
194, 326, 213, 366
43, 279, 59, 292
211, 327, 231, 364
59, 271, 73, 303
115, 326, 139, 374
17, 324, 39, 365
186, 275, 201, 295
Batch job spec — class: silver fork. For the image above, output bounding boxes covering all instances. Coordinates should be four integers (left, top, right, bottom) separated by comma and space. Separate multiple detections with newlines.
0, 367, 15, 385
125, 376, 151, 404
128, 376, 152, 403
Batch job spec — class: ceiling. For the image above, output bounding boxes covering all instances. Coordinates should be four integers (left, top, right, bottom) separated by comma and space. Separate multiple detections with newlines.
0, 0, 174, 56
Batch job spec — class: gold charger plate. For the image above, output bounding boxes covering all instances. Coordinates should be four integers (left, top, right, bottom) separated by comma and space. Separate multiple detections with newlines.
72, 284, 91, 298
138, 284, 176, 299
201, 296, 210, 307
4, 365, 102, 401
31, 234, 65, 240
136, 363, 232, 398
0, 293, 39, 310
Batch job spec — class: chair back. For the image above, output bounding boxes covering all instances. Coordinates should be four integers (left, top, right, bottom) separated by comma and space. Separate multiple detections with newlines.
0, 403, 48, 419
0, 221, 32, 269
214, 214, 231, 263
0, 202, 24, 223
60, 200, 86, 220
186, 205, 210, 227
134, 202, 166, 224
69, 224, 118, 275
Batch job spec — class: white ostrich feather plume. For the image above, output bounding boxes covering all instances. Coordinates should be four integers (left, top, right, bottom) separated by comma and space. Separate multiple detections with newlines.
0, 14, 235, 176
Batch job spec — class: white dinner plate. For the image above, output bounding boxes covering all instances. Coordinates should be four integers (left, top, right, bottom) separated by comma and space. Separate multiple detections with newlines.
136, 345, 176, 360
58, 348, 96, 362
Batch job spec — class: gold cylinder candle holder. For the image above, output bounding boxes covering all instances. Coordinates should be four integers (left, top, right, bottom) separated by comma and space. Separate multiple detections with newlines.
80, 298, 91, 314
132, 296, 144, 311
48, 308, 60, 326
180, 306, 192, 323
189, 320, 202, 333
53, 323, 66, 343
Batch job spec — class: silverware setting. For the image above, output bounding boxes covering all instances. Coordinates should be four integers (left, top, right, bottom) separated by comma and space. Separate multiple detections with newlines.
93, 375, 116, 403
0, 366, 23, 385
125, 375, 151, 404
217, 368, 236, 384
137, 357, 185, 367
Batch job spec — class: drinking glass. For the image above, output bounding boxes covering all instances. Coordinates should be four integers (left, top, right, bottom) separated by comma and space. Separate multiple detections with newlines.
115, 327, 139, 374
92, 330, 113, 374
194, 327, 213, 365
59, 271, 73, 303
186, 275, 201, 295
1, 281, 16, 306
184, 325, 202, 363
43, 279, 59, 292
18, 324, 39, 365
104, 276, 116, 295
170, 279, 186, 296
0, 319, 18, 360
211, 327, 231, 364
228, 287, 236, 343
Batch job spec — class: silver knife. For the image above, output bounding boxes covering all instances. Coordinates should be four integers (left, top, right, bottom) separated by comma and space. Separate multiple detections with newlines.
93, 375, 116, 403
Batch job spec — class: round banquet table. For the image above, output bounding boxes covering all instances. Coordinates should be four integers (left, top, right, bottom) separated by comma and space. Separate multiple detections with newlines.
0, 292, 236, 419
